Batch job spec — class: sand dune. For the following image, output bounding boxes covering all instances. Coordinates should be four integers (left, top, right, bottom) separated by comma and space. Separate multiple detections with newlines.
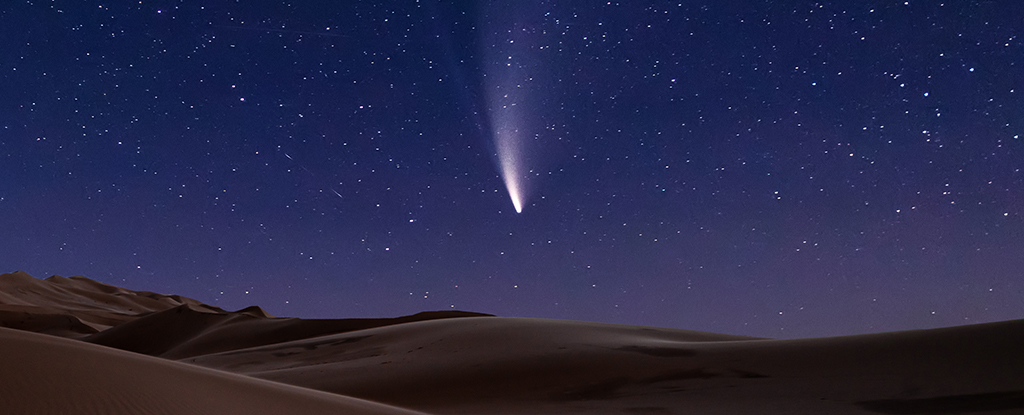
85, 303, 492, 360
0, 270, 226, 335
185, 316, 1024, 414
0, 326, 428, 415
0, 271, 489, 357
3, 271, 1023, 414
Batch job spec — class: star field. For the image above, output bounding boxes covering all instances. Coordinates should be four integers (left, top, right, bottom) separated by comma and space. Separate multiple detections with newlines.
1, 1, 1022, 338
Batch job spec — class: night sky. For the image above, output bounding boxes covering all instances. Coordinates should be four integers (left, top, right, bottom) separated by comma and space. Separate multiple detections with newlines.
2, 1, 1022, 339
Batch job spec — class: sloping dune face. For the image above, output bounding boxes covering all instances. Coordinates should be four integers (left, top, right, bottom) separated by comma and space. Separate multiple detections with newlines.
186, 317, 1024, 415
0, 327, 427, 415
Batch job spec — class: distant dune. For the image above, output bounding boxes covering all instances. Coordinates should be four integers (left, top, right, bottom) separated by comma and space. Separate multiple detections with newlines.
2, 271, 1023, 414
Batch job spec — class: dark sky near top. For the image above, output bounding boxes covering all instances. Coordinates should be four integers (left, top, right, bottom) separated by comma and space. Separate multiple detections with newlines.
2, 1, 1022, 338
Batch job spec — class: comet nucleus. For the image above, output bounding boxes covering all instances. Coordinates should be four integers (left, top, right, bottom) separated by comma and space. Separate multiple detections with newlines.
495, 123, 525, 213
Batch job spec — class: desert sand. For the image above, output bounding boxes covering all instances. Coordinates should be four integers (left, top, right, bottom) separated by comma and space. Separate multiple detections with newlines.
0, 327, 428, 415
2, 270, 1023, 414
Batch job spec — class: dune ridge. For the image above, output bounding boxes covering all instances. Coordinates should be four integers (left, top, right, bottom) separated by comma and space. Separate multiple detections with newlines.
0, 270, 226, 335
0, 271, 491, 358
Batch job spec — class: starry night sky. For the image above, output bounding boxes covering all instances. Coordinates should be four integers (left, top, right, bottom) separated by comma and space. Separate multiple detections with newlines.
2, 1, 1022, 338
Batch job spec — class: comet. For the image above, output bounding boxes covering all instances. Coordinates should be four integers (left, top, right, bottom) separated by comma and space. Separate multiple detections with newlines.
495, 123, 525, 213
482, 4, 539, 214
488, 88, 527, 214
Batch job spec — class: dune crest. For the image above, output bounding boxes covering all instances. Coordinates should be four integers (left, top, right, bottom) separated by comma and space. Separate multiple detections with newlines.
0, 271, 225, 334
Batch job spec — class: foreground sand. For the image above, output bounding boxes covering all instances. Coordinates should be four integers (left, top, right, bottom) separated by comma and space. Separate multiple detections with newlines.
0, 327, 427, 415
2, 271, 1023, 414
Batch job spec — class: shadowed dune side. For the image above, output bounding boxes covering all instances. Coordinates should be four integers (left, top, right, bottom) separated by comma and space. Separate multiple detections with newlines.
88, 303, 493, 359
155, 310, 494, 359
0, 327, 429, 415
84, 303, 255, 356
187, 317, 1024, 415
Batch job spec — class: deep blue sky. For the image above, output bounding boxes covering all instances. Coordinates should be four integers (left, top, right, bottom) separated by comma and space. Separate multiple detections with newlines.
2, 1, 1022, 338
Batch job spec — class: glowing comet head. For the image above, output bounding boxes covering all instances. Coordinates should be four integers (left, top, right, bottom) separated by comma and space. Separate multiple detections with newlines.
495, 126, 525, 214
507, 182, 523, 213
501, 156, 524, 213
